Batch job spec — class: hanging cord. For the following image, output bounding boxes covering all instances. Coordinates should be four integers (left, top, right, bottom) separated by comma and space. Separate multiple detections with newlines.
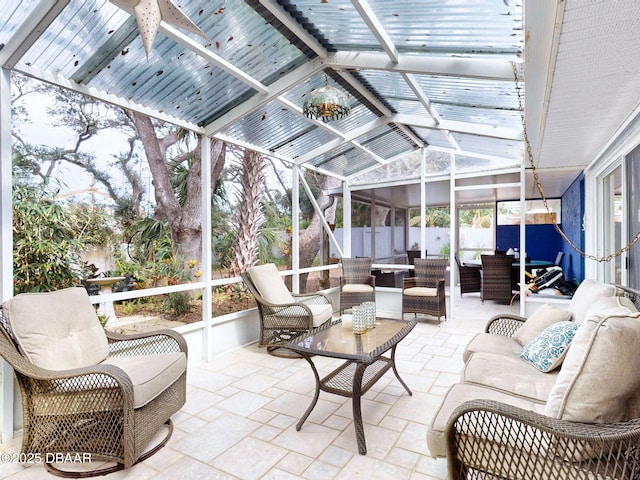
511, 62, 640, 263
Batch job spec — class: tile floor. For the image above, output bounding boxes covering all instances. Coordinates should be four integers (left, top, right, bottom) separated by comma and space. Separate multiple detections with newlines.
0, 291, 520, 479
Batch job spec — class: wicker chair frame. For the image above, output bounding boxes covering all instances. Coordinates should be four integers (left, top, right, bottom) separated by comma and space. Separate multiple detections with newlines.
401, 258, 447, 322
445, 284, 640, 480
454, 253, 481, 296
0, 312, 187, 477
339, 257, 376, 313
480, 254, 515, 304
241, 270, 333, 354
406, 250, 426, 277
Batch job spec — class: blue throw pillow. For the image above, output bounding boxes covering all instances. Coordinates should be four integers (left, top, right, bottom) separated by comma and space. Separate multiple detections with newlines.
519, 321, 578, 372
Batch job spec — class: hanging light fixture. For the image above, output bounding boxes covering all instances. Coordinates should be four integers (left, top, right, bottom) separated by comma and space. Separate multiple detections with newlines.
303, 78, 351, 122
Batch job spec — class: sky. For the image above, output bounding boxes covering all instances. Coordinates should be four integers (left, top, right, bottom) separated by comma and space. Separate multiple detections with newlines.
14, 89, 155, 210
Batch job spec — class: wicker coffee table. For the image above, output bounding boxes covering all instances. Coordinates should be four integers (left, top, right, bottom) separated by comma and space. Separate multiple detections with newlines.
287, 317, 416, 455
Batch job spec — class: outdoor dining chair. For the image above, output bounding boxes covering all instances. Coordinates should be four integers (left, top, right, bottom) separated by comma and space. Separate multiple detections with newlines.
339, 257, 376, 313
401, 258, 447, 322
480, 254, 516, 304
454, 253, 481, 296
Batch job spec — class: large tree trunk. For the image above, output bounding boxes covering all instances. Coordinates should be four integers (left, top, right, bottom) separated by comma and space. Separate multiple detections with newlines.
295, 174, 341, 292
230, 150, 264, 276
127, 110, 225, 277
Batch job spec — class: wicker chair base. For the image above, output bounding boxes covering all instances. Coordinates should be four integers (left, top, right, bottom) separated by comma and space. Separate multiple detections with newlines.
267, 345, 304, 358
44, 419, 173, 478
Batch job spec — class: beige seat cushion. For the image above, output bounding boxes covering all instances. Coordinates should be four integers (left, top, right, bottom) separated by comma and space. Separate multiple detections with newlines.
306, 304, 334, 327
342, 284, 374, 293
462, 332, 522, 363
462, 352, 559, 402
248, 264, 294, 304
545, 305, 640, 423
403, 287, 437, 297
2, 287, 109, 370
427, 382, 546, 458
102, 352, 186, 408
567, 279, 618, 324
513, 303, 573, 346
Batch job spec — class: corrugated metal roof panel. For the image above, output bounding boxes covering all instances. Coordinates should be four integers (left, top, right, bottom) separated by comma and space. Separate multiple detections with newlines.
0, 0, 38, 46
367, 0, 522, 54
451, 132, 523, 160
354, 124, 415, 160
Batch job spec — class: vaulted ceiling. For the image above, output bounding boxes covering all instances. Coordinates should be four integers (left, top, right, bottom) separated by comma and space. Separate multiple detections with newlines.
2, 0, 639, 206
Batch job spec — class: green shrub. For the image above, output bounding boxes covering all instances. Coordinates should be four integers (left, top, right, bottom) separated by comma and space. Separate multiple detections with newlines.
164, 292, 191, 317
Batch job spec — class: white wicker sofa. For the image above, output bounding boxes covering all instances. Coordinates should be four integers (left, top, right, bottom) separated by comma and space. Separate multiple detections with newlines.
427, 280, 640, 479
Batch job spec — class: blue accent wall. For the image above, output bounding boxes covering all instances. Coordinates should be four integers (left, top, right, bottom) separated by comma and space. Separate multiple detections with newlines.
560, 173, 585, 283
495, 173, 585, 284
496, 224, 563, 265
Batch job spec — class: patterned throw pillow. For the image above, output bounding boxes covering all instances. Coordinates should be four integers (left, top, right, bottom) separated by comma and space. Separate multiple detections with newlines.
519, 321, 578, 372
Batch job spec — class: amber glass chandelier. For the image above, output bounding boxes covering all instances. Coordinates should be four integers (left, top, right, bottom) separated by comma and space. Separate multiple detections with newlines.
303, 80, 351, 122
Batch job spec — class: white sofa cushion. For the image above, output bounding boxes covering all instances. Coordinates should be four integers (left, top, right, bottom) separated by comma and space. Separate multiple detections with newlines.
513, 303, 573, 346
545, 306, 640, 423
427, 382, 546, 458
462, 352, 559, 402
519, 321, 578, 372
462, 332, 522, 363
3, 287, 109, 370
248, 263, 294, 304
567, 279, 618, 324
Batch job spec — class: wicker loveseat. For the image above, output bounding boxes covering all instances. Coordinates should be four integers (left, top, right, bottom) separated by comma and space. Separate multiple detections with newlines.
427, 280, 640, 479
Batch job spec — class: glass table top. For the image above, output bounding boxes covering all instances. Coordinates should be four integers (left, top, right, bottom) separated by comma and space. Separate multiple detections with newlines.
288, 318, 416, 362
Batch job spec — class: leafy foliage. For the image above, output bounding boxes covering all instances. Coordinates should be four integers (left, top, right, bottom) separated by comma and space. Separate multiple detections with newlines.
12, 183, 89, 293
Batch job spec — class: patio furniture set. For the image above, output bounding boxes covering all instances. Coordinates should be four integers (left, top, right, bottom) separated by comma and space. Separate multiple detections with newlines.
6, 262, 639, 477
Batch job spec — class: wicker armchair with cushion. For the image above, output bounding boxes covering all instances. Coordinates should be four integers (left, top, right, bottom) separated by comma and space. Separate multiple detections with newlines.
401, 258, 447, 322
339, 257, 375, 313
242, 263, 333, 355
428, 281, 640, 479
480, 253, 515, 304
454, 253, 481, 296
0, 287, 187, 477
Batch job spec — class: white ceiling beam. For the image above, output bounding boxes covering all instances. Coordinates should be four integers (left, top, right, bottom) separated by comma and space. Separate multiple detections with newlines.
15, 62, 205, 133
278, 96, 385, 169
402, 73, 439, 124
259, 0, 328, 59
352, 0, 399, 64
0, 0, 69, 69
204, 57, 324, 136
402, 74, 463, 152
390, 113, 522, 141
294, 117, 389, 163
159, 26, 269, 95
214, 133, 292, 164
327, 51, 521, 81
109, 3, 269, 95
276, 97, 347, 141
351, 141, 387, 165
345, 148, 421, 181
335, 70, 424, 147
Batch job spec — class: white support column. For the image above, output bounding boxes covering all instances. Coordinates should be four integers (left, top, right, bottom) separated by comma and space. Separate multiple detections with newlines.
343, 180, 352, 257
519, 162, 526, 316
291, 164, 300, 293
420, 148, 426, 256
449, 151, 457, 319
0, 67, 14, 442
200, 136, 213, 362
